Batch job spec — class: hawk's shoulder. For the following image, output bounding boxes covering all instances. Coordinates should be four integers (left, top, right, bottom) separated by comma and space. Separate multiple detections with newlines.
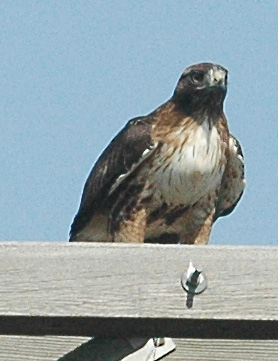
70, 116, 157, 240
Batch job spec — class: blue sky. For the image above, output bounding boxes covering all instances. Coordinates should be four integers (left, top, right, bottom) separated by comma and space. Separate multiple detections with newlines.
1, 1, 277, 245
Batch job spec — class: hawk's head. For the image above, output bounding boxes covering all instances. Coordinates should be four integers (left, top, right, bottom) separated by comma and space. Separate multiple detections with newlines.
173, 63, 228, 113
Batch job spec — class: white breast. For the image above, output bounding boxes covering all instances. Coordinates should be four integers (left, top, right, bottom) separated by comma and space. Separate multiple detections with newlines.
153, 121, 225, 206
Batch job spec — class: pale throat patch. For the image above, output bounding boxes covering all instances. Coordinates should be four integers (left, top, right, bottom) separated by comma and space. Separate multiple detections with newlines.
153, 119, 225, 206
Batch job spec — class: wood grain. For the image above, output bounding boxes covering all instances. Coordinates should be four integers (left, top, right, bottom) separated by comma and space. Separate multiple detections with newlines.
0, 336, 89, 361
1, 242, 278, 338
1, 337, 278, 361
168, 339, 278, 361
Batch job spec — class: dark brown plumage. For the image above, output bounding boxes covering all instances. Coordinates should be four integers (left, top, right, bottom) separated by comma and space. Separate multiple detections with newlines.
70, 63, 245, 244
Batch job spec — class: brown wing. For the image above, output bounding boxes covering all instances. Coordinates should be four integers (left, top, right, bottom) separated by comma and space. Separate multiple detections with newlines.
214, 134, 245, 220
69, 116, 157, 241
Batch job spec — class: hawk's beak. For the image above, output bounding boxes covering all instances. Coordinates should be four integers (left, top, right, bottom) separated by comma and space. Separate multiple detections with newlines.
209, 68, 227, 89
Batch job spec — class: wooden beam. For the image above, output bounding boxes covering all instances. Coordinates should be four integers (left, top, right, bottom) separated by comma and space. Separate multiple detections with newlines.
0, 336, 89, 361
1, 242, 278, 338
1, 337, 278, 361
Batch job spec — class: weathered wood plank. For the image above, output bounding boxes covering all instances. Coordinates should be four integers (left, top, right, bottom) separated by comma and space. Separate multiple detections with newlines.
1, 242, 278, 338
167, 339, 278, 361
0, 336, 90, 361
1, 337, 278, 361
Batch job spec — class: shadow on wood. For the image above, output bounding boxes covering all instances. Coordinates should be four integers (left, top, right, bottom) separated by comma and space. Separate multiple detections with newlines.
57, 337, 146, 361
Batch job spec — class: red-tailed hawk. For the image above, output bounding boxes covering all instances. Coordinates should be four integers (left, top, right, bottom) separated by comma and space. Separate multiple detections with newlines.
70, 63, 245, 244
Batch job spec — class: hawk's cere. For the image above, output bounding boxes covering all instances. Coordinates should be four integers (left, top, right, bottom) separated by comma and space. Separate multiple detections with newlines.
70, 63, 245, 244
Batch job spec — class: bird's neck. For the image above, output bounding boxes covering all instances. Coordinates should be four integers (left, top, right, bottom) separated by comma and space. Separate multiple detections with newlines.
151, 100, 229, 146
173, 91, 225, 124
152, 100, 225, 129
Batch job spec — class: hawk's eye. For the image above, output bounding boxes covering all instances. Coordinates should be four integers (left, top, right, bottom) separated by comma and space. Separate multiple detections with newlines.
190, 71, 205, 84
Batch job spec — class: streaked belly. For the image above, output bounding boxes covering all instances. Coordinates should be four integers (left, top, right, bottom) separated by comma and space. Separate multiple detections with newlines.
151, 126, 226, 205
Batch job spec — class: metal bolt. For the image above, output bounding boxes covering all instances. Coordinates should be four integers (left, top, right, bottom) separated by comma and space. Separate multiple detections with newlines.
181, 261, 207, 295
153, 338, 165, 347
